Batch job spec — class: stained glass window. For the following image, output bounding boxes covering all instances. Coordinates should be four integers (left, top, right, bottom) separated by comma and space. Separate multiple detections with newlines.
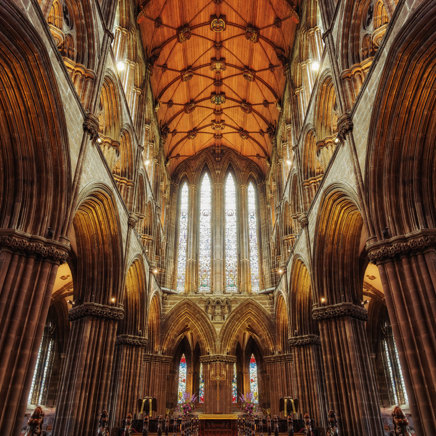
225, 173, 238, 292
248, 183, 260, 292
199, 363, 205, 403
177, 183, 189, 292
177, 354, 187, 403
383, 337, 408, 405
199, 173, 212, 291
249, 354, 259, 403
232, 362, 238, 403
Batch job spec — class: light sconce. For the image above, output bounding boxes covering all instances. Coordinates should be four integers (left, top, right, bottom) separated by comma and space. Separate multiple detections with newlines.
311, 61, 320, 72
116, 61, 126, 72
320, 296, 326, 304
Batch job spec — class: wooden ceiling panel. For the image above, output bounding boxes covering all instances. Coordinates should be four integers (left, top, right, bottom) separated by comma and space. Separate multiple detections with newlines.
138, 0, 300, 173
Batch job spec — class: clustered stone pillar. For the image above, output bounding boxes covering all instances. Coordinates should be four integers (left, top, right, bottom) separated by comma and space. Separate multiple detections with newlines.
313, 302, 383, 435
367, 232, 436, 435
0, 231, 69, 435
53, 302, 124, 435
201, 355, 236, 414
110, 334, 148, 428
288, 335, 327, 428
263, 353, 293, 415
142, 353, 172, 416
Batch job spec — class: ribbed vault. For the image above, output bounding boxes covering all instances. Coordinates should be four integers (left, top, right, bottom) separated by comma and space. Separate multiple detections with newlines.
137, 0, 300, 173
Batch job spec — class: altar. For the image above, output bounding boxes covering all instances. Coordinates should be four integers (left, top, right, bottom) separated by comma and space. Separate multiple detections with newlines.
198, 414, 238, 436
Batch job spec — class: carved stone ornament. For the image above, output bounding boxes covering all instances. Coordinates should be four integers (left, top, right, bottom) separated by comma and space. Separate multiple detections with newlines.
243, 69, 255, 82
177, 25, 191, 43
210, 15, 226, 32
128, 213, 139, 227
367, 230, 436, 263
200, 354, 236, 364
184, 100, 196, 114
337, 112, 353, 141
240, 100, 252, 114
288, 334, 321, 347
181, 69, 194, 82
211, 119, 225, 131
0, 230, 70, 263
239, 129, 249, 140
116, 334, 148, 347
83, 112, 100, 141
69, 302, 125, 322
312, 302, 368, 321
297, 213, 308, 228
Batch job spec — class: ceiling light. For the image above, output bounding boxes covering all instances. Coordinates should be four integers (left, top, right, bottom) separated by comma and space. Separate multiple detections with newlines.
311, 61, 320, 72
117, 61, 126, 72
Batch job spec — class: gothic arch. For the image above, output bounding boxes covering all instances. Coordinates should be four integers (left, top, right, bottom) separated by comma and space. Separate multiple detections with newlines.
275, 293, 288, 353
147, 293, 161, 353
71, 184, 124, 304
219, 300, 275, 355
366, 2, 436, 238
0, 2, 71, 238
161, 300, 217, 355
120, 258, 147, 336
313, 184, 365, 304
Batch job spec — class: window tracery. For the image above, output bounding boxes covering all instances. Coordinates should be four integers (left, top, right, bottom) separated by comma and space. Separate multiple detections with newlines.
177, 182, 189, 292
199, 173, 212, 291
248, 182, 260, 292
225, 173, 238, 292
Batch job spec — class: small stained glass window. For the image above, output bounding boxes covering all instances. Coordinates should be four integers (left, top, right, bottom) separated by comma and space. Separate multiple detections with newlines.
232, 362, 238, 403
225, 173, 238, 292
177, 354, 187, 403
248, 183, 260, 292
177, 183, 189, 292
249, 354, 259, 403
199, 363, 205, 403
199, 173, 212, 291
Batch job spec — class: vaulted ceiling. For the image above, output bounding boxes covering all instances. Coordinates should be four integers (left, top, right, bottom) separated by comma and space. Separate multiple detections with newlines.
137, 0, 300, 174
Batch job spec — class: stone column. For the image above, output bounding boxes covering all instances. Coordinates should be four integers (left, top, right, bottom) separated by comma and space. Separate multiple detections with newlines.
53, 302, 124, 435
288, 335, 327, 427
367, 232, 436, 435
110, 335, 148, 428
0, 231, 69, 435
263, 354, 293, 415
313, 302, 383, 435
142, 354, 172, 415
201, 355, 236, 414
186, 184, 198, 293
239, 184, 250, 292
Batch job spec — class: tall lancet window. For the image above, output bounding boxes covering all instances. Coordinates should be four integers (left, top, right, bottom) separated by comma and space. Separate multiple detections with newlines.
248, 182, 260, 292
232, 362, 238, 403
199, 363, 205, 403
177, 182, 189, 292
225, 172, 238, 292
199, 173, 212, 291
177, 354, 187, 403
249, 354, 259, 403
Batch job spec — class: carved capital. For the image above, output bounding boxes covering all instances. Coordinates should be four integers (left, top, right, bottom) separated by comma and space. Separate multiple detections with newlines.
297, 213, 308, 228
312, 302, 368, 321
0, 230, 70, 263
116, 334, 148, 347
200, 354, 236, 364
83, 112, 100, 141
288, 334, 321, 347
143, 353, 173, 364
366, 230, 436, 263
337, 113, 353, 141
69, 302, 125, 322
128, 213, 139, 227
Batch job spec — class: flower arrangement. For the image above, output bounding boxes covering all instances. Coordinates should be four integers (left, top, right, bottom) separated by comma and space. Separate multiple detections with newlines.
239, 393, 257, 416
179, 393, 197, 416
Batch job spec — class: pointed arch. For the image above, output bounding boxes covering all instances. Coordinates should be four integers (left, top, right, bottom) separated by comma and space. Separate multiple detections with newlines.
147, 293, 161, 353
276, 293, 288, 353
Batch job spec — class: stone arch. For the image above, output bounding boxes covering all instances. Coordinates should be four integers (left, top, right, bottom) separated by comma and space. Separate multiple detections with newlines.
119, 258, 147, 336
219, 300, 275, 355
147, 293, 161, 353
314, 72, 338, 171
313, 184, 364, 305
275, 293, 288, 353
161, 300, 217, 355
71, 184, 124, 304
301, 128, 322, 208
366, 3, 436, 238
97, 72, 122, 170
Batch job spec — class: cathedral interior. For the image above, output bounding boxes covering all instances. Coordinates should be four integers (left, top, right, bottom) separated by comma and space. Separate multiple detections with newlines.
0, 0, 435, 435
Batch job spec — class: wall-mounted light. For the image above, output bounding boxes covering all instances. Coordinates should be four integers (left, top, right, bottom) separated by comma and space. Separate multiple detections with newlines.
286, 159, 292, 166
334, 137, 340, 144
145, 159, 151, 165
278, 268, 283, 275
96, 137, 102, 144
110, 297, 116, 304
153, 268, 159, 275
320, 296, 326, 304
311, 61, 320, 72
116, 61, 126, 72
